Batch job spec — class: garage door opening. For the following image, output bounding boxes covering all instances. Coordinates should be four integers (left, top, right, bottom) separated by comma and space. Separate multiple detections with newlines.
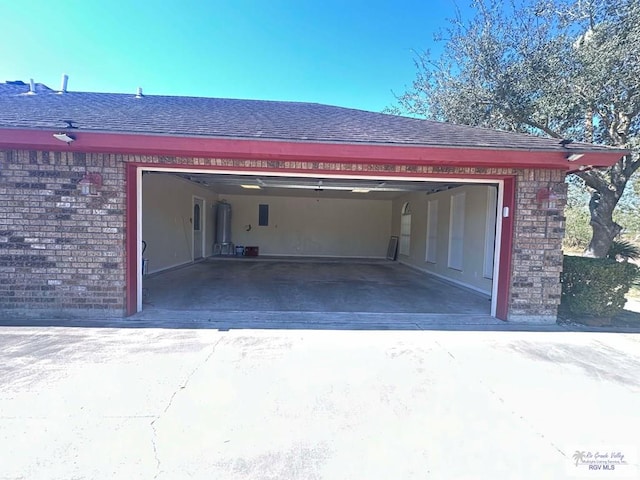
130, 167, 510, 319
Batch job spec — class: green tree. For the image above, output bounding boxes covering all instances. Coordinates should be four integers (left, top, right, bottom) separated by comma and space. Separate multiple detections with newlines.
391, 0, 640, 257
563, 180, 592, 250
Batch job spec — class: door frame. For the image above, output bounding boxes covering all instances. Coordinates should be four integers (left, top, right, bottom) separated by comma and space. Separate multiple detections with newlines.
127, 165, 514, 319
192, 195, 206, 261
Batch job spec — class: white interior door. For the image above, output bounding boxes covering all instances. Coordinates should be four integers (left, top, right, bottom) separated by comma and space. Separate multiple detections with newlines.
193, 197, 204, 260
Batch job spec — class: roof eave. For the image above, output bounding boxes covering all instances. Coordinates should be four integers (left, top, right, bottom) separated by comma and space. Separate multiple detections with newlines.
0, 128, 625, 171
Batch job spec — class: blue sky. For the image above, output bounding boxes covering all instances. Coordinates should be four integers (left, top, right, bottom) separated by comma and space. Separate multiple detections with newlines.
1, 0, 465, 112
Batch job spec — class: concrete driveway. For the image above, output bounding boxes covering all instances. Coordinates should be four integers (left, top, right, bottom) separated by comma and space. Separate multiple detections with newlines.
0, 326, 638, 479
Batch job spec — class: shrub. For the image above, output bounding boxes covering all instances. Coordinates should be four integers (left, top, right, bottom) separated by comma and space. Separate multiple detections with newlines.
607, 239, 640, 262
561, 255, 640, 320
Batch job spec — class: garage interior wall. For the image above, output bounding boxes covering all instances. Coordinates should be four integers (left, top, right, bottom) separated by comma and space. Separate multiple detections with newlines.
224, 194, 392, 257
392, 185, 495, 295
142, 173, 218, 274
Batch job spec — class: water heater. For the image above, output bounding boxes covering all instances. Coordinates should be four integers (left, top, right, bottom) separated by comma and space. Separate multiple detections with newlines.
215, 201, 232, 244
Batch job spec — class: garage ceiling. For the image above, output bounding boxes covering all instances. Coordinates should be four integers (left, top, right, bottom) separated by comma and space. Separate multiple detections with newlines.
174, 173, 474, 200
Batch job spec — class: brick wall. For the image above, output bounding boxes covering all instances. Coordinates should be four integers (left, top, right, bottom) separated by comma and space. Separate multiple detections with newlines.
0, 150, 126, 316
0, 150, 567, 321
510, 169, 567, 322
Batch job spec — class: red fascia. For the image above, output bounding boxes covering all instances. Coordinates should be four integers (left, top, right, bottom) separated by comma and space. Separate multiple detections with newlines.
125, 164, 138, 316
0, 128, 622, 170
496, 177, 515, 321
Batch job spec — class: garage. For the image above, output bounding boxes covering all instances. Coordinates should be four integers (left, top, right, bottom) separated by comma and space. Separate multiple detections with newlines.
139, 170, 501, 318
1, 81, 624, 322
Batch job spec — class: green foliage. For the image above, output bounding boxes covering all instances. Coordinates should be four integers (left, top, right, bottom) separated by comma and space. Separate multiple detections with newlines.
563, 177, 592, 250
561, 255, 639, 319
392, 0, 640, 256
614, 211, 640, 241
563, 204, 592, 250
607, 240, 640, 262
393, 0, 640, 147
565, 175, 590, 208
564, 175, 640, 249
613, 172, 640, 240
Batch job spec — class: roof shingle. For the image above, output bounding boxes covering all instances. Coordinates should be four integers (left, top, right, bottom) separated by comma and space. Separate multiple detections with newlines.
0, 82, 616, 153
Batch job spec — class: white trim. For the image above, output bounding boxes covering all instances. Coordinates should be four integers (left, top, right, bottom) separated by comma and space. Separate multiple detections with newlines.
138, 166, 505, 318
399, 260, 491, 297
136, 167, 143, 313
146, 260, 199, 276
490, 181, 504, 317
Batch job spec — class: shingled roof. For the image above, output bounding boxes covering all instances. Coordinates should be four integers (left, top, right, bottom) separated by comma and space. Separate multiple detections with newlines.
0, 81, 617, 154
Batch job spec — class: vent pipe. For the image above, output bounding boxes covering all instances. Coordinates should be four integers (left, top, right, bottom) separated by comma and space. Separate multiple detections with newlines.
59, 74, 68, 93
135, 87, 143, 98
27, 78, 36, 95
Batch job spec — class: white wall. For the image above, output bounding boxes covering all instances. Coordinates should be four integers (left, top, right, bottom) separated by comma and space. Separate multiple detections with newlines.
142, 173, 218, 273
223, 194, 392, 257
392, 185, 495, 294
143, 175, 496, 287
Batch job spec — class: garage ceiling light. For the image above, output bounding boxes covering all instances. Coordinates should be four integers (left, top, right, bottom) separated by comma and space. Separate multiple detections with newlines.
241, 184, 261, 189
351, 188, 370, 193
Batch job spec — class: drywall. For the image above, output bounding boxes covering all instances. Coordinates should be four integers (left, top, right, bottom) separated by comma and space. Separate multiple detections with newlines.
392, 185, 495, 294
222, 194, 392, 257
142, 173, 218, 273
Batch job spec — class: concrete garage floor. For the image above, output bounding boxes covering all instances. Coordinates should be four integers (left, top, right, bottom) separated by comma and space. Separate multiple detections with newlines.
141, 258, 491, 324
0, 327, 638, 479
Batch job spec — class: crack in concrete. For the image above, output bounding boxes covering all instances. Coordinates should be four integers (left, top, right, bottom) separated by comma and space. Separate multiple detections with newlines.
481, 381, 568, 459
150, 337, 224, 479
432, 338, 567, 460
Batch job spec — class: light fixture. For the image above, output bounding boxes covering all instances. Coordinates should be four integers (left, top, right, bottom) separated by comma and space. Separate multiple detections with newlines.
567, 153, 585, 161
352, 188, 370, 193
53, 133, 75, 144
78, 173, 102, 196
536, 187, 559, 207
240, 185, 261, 189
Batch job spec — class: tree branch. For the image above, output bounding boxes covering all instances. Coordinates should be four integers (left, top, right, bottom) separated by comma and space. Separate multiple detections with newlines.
522, 118, 563, 138
501, 105, 563, 137
576, 169, 608, 191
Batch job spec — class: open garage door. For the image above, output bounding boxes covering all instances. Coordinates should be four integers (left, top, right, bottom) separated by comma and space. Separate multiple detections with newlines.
131, 167, 509, 319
